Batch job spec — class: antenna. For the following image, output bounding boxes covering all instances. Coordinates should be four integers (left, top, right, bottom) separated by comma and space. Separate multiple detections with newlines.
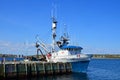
63, 24, 69, 39
24, 40, 29, 56
51, 1, 57, 19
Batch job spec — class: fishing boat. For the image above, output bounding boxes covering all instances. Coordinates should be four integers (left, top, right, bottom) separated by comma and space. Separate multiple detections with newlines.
36, 17, 92, 73
43, 17, 92, 73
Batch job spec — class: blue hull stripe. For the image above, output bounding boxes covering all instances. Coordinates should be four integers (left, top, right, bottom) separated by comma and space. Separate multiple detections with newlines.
71, 61, 90, 73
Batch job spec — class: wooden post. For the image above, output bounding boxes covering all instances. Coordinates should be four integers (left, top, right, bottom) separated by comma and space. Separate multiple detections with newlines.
57, 63, 59, 73
34, 63, 36, 73
63, 63, 66, 73
50, 63, 53, 74
25, 63, 27, 76
43, 62, 45, 74
3, 58, 5, 78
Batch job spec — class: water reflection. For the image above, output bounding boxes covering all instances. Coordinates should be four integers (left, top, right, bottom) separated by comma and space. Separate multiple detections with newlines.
71, 73, 89, 80
10, 73, 88, 80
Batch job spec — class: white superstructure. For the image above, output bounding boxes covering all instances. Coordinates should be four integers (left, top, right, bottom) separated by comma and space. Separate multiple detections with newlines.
45, 17, 92, 63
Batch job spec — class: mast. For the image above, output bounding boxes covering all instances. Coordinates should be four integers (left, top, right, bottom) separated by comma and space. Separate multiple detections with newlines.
51, 2, 57, 52
52, 17, 57, 52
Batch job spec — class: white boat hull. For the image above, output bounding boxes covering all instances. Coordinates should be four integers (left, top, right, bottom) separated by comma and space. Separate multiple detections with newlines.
50, 58, 90, 63
46, 54, 92, 73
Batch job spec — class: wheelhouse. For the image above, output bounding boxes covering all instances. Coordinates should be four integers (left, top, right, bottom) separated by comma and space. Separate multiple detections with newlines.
61, 46, 83, 55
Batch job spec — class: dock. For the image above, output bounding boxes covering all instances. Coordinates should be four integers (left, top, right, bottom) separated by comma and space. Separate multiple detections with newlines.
0, 61, 72, 78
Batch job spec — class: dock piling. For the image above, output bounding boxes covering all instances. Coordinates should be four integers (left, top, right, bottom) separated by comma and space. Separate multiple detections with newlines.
0, 62, 72, 78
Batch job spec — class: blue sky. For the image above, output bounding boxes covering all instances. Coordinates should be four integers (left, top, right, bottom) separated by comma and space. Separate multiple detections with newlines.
0, 0, 120, 55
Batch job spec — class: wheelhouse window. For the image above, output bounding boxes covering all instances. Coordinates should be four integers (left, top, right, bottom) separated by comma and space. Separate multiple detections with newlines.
68, 48, 82, 55
61, 46, 82, 55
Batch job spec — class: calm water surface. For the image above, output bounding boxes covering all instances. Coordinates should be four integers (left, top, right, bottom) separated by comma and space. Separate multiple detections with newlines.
88, 59, 120, 80
5, 59, 120, 80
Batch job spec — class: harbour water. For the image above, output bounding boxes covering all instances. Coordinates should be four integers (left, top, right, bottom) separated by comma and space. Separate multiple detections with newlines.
88, 59, 120, 80
2, 59, 120, 80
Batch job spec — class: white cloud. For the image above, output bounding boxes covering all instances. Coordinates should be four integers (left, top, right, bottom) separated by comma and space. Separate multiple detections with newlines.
0, 41, 120, 55
0, 41, 36, 55
82, 46, 120, 54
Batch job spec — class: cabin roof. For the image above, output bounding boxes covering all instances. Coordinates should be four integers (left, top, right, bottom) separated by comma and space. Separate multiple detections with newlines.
61, 46, 83, 49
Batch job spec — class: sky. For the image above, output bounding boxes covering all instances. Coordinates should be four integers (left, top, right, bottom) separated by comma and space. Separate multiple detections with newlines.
0, 0, 120, 55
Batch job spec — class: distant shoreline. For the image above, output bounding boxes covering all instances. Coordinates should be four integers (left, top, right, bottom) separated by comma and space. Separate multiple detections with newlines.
0, 54, 120, 59
92, 54, 120, 59
92, 58, 120, 59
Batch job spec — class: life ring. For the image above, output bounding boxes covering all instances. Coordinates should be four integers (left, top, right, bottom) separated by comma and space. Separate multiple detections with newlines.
47, 53, 51, 59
